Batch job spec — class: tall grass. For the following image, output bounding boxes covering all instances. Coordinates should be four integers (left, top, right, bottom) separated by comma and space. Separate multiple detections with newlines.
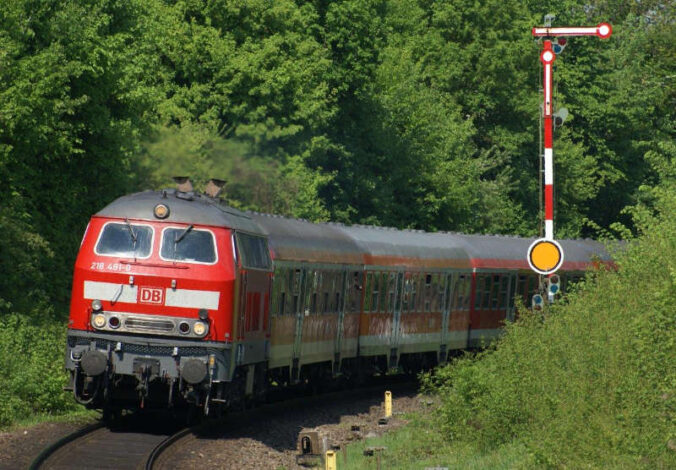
423, 193, 676, 467
0, 314, 79, 427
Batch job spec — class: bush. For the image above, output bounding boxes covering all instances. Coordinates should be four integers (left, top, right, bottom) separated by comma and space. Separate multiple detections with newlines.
0, 314, 78, 427
423, 186, 676, 467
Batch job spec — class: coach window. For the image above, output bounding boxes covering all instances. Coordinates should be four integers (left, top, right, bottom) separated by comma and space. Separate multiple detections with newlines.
272, 268, 286, 316
516, 275, 528, 303
386, 273, 396, 313
401, 275, 409, 312
474, 275, 484, 309
490, 275, 501, 309
406, 276, 414, 313
371, 272, 380, 313
364, 273, 373, 312
306, 270, 317, 314
161, 227, 216, 264
455, 274, 470, 310
474, 275, 482, 309
96, 222, 153, 259
436, 274, 445, 312
349, 271, 362, 313
424, 274, 432, 312
326, 271, 335, 313
322, 271, 332, 314
499, 276, 510, 309
333, 272, 342, 313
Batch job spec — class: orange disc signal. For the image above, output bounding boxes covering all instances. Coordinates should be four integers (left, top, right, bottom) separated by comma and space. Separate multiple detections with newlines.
527, 238, 564, 275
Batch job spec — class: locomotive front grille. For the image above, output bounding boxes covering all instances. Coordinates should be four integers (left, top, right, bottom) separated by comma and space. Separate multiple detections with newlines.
67, 334, 211, 356
124, 317, 175, 333
84, 311, 209, 339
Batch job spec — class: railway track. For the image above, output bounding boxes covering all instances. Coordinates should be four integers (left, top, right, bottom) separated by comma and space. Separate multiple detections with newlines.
29, 415, 190, 470
29, 377, 416, 469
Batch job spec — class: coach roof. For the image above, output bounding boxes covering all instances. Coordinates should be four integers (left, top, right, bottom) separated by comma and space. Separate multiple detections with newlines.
248, 213, 365, 265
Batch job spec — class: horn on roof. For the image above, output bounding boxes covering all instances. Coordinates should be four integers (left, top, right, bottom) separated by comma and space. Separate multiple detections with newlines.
204, 178, 226, 198
172, 176, 193, 193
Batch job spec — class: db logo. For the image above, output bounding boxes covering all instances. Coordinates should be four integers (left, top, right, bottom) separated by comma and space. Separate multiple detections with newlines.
139, 287, 164, 305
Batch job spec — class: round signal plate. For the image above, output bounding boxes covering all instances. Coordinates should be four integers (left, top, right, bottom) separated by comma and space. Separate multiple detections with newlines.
527, 238, 564, 275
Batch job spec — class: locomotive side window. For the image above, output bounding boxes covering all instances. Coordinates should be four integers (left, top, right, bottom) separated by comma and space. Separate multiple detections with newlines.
95, 222, 153, 259
235, 233, 272, 270
161, 227, 216, 264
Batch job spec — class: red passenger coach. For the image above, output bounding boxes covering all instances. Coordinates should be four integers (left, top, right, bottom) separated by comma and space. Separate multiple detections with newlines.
65, 182, 612, 415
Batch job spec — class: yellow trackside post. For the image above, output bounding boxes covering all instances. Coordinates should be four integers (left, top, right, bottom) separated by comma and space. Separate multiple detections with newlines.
384, 391, 392, 418
325, 450, 337, 470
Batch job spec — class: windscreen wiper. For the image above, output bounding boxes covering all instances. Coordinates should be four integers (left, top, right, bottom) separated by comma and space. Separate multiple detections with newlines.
124, 218, 137, 244
175, 224, 194, 244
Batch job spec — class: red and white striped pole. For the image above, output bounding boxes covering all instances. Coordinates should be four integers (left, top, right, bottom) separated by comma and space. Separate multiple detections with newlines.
540, 41, 556, 240
527, 21, 612, 277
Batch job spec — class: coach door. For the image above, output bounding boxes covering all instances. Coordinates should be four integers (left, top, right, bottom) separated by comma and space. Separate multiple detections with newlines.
334, 269, 348, 372
389, 271, 404, 367
291, 267, 306, 380
439, 272, 454, 362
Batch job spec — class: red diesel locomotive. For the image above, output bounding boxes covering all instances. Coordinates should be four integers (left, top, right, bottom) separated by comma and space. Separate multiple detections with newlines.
65, 180, 610, 414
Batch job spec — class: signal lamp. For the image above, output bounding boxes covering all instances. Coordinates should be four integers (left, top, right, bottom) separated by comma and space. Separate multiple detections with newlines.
91, 299, 103, 312
92, 314, 106, 329
178, 321, 190, 334
548, 274, 561, 295
553, 107, 569, 128
553, 38, 567, 55
532, 294, 545, 310
153, 203, 170, 219
108, 316, 120, 329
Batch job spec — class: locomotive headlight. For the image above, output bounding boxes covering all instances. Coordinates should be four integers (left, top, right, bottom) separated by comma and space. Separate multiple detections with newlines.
153, 203, 170, 219
92, 314, 106, 329
193, 321, 207, 336
91, 299, 103, 312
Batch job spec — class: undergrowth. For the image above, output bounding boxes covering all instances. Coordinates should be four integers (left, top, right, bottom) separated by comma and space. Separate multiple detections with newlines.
421, 186, 676, 467
0, 314, 79, 428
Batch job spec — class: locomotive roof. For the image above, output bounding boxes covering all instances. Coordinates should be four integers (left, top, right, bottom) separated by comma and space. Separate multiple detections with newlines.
95, 190, 264, 234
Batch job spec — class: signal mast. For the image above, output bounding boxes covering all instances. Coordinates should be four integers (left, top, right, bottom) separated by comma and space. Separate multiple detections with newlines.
528, 15, 612, 308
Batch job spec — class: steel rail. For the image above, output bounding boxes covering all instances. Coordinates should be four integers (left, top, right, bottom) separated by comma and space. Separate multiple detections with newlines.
28, 422, 105, 470
29, 417, 189, 470
144, 426, 194, 470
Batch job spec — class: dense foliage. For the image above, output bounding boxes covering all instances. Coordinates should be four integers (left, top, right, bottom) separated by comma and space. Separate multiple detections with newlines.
0, 0, 672, 426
